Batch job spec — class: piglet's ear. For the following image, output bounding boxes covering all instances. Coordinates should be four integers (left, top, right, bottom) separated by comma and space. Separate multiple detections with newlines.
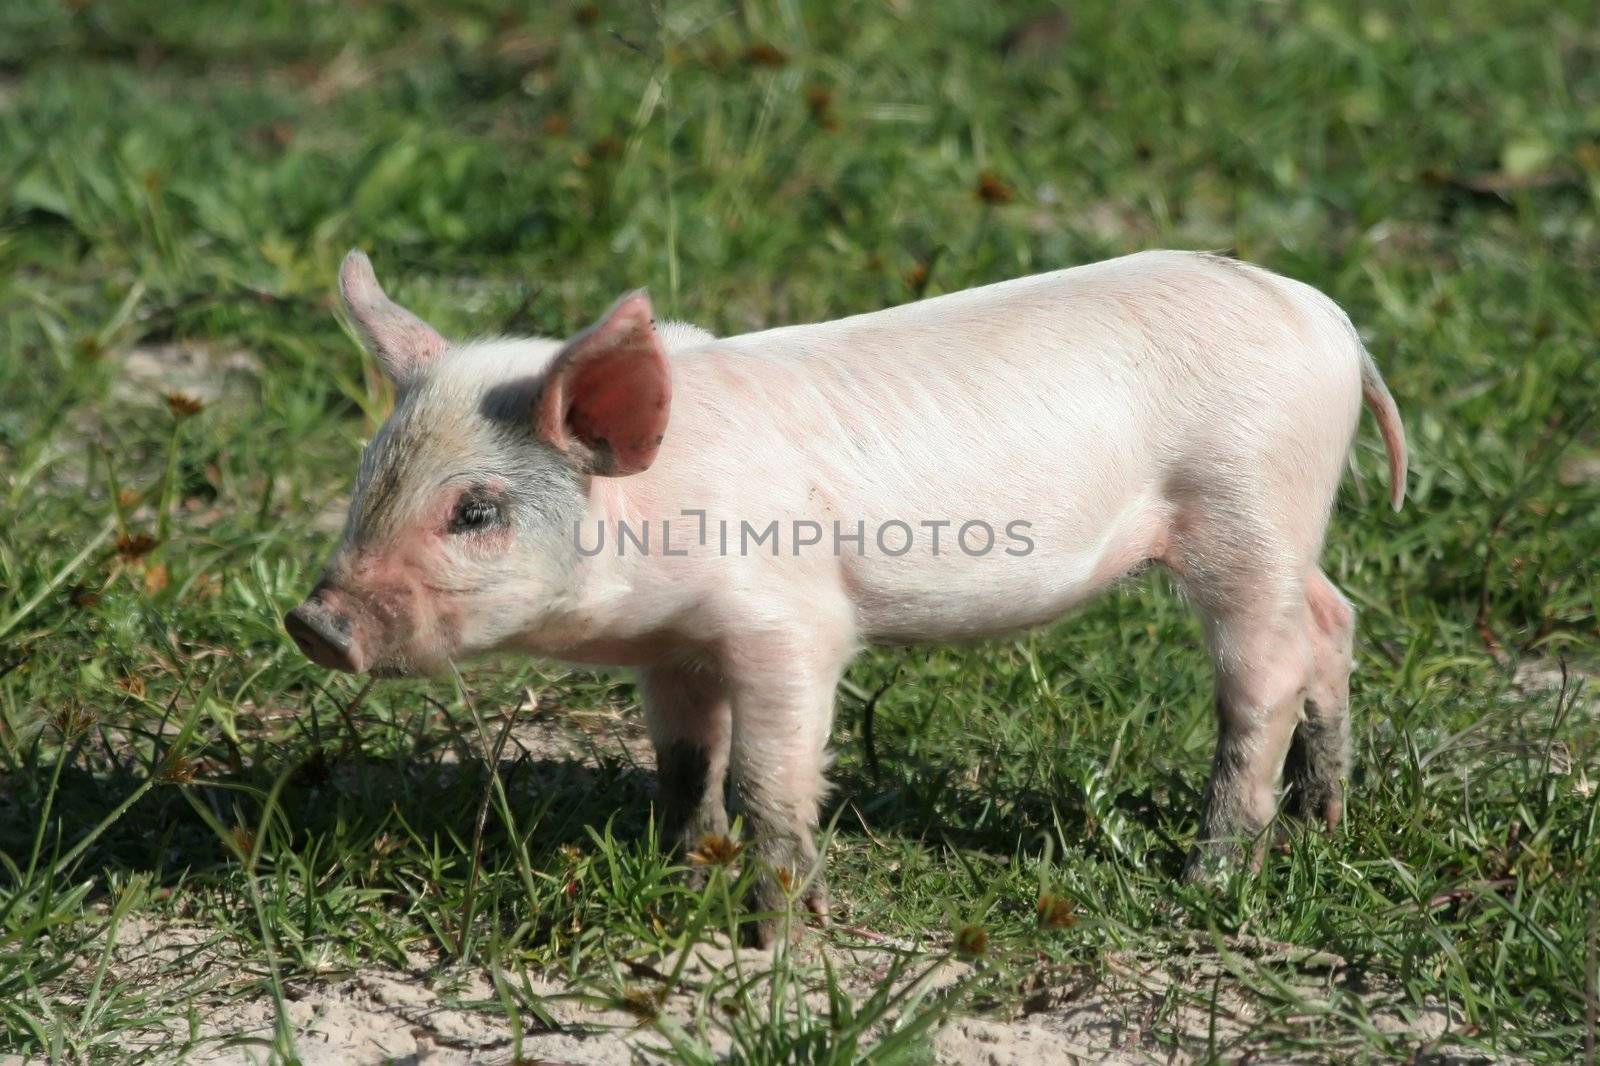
535, 291, 670, 477
339, 249, 448, 386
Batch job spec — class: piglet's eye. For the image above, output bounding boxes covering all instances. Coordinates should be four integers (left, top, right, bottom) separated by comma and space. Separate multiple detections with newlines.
448, 490, 502, 535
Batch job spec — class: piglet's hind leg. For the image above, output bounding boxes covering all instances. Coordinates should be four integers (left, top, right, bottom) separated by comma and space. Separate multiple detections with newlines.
1187, 604, 1312, 879
1282, 569, 1355, 831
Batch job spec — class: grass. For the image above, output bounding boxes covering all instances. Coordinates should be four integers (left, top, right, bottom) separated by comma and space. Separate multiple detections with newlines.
1, 0, 1598, 1061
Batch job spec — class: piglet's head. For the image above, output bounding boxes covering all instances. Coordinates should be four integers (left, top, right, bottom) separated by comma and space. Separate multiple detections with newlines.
285, 250, 671, 676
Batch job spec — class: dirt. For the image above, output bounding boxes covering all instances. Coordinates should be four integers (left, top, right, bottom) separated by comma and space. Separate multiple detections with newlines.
182, 966, 646, 1065
1512, 656, 1599, 710
113, 343, 263, 409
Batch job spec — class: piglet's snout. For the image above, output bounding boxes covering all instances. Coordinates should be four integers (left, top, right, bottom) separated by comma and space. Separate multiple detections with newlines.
285, 590, 369, 674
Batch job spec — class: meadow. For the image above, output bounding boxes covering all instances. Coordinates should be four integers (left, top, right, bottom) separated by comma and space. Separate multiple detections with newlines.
1, 1, 1598, 1061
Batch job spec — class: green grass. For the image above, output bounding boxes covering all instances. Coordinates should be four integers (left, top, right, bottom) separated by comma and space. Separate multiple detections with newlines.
2, 0, 1598, 1061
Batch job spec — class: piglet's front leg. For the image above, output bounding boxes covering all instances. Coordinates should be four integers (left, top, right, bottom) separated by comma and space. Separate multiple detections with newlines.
640, 665, 731, 856
724, 631, 850, 948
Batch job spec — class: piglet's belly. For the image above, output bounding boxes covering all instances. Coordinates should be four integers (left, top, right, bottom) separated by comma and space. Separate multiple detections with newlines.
845, 495, 1169, 644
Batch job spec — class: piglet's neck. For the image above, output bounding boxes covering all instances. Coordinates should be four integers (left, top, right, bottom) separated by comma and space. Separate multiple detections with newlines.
532, 473, 690, 666
584, 475, 631, 527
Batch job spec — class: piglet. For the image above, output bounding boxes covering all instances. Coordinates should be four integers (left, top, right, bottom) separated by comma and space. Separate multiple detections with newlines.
287, 249, 1407, 945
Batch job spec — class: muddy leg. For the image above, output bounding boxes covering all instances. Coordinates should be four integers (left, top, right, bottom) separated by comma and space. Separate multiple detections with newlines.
1185, 601, 1313, 880
1283, 569, 1355, 831
639, 665, 731, 854
724, 631, 850, 947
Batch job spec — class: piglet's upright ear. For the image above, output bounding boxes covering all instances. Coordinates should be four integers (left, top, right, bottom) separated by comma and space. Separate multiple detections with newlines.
535, 291, 671, 477
339, 249, 448, 387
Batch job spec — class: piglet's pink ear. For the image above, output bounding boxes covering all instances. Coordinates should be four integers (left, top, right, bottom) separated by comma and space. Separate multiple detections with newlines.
535, 291, 671, 477
339, 249, 448, 386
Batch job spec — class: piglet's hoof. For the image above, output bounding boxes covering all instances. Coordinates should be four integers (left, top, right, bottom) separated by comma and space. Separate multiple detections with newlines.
740, 870, 829, 949
1181, 837, 1265, 884
1285, 783, 1345, 833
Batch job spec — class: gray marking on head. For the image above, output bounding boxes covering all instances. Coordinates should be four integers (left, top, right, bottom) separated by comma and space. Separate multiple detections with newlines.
346, 368, 584, 549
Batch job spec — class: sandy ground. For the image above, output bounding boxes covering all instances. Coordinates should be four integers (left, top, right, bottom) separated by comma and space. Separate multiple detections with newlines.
36, 909, 1477, 1066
